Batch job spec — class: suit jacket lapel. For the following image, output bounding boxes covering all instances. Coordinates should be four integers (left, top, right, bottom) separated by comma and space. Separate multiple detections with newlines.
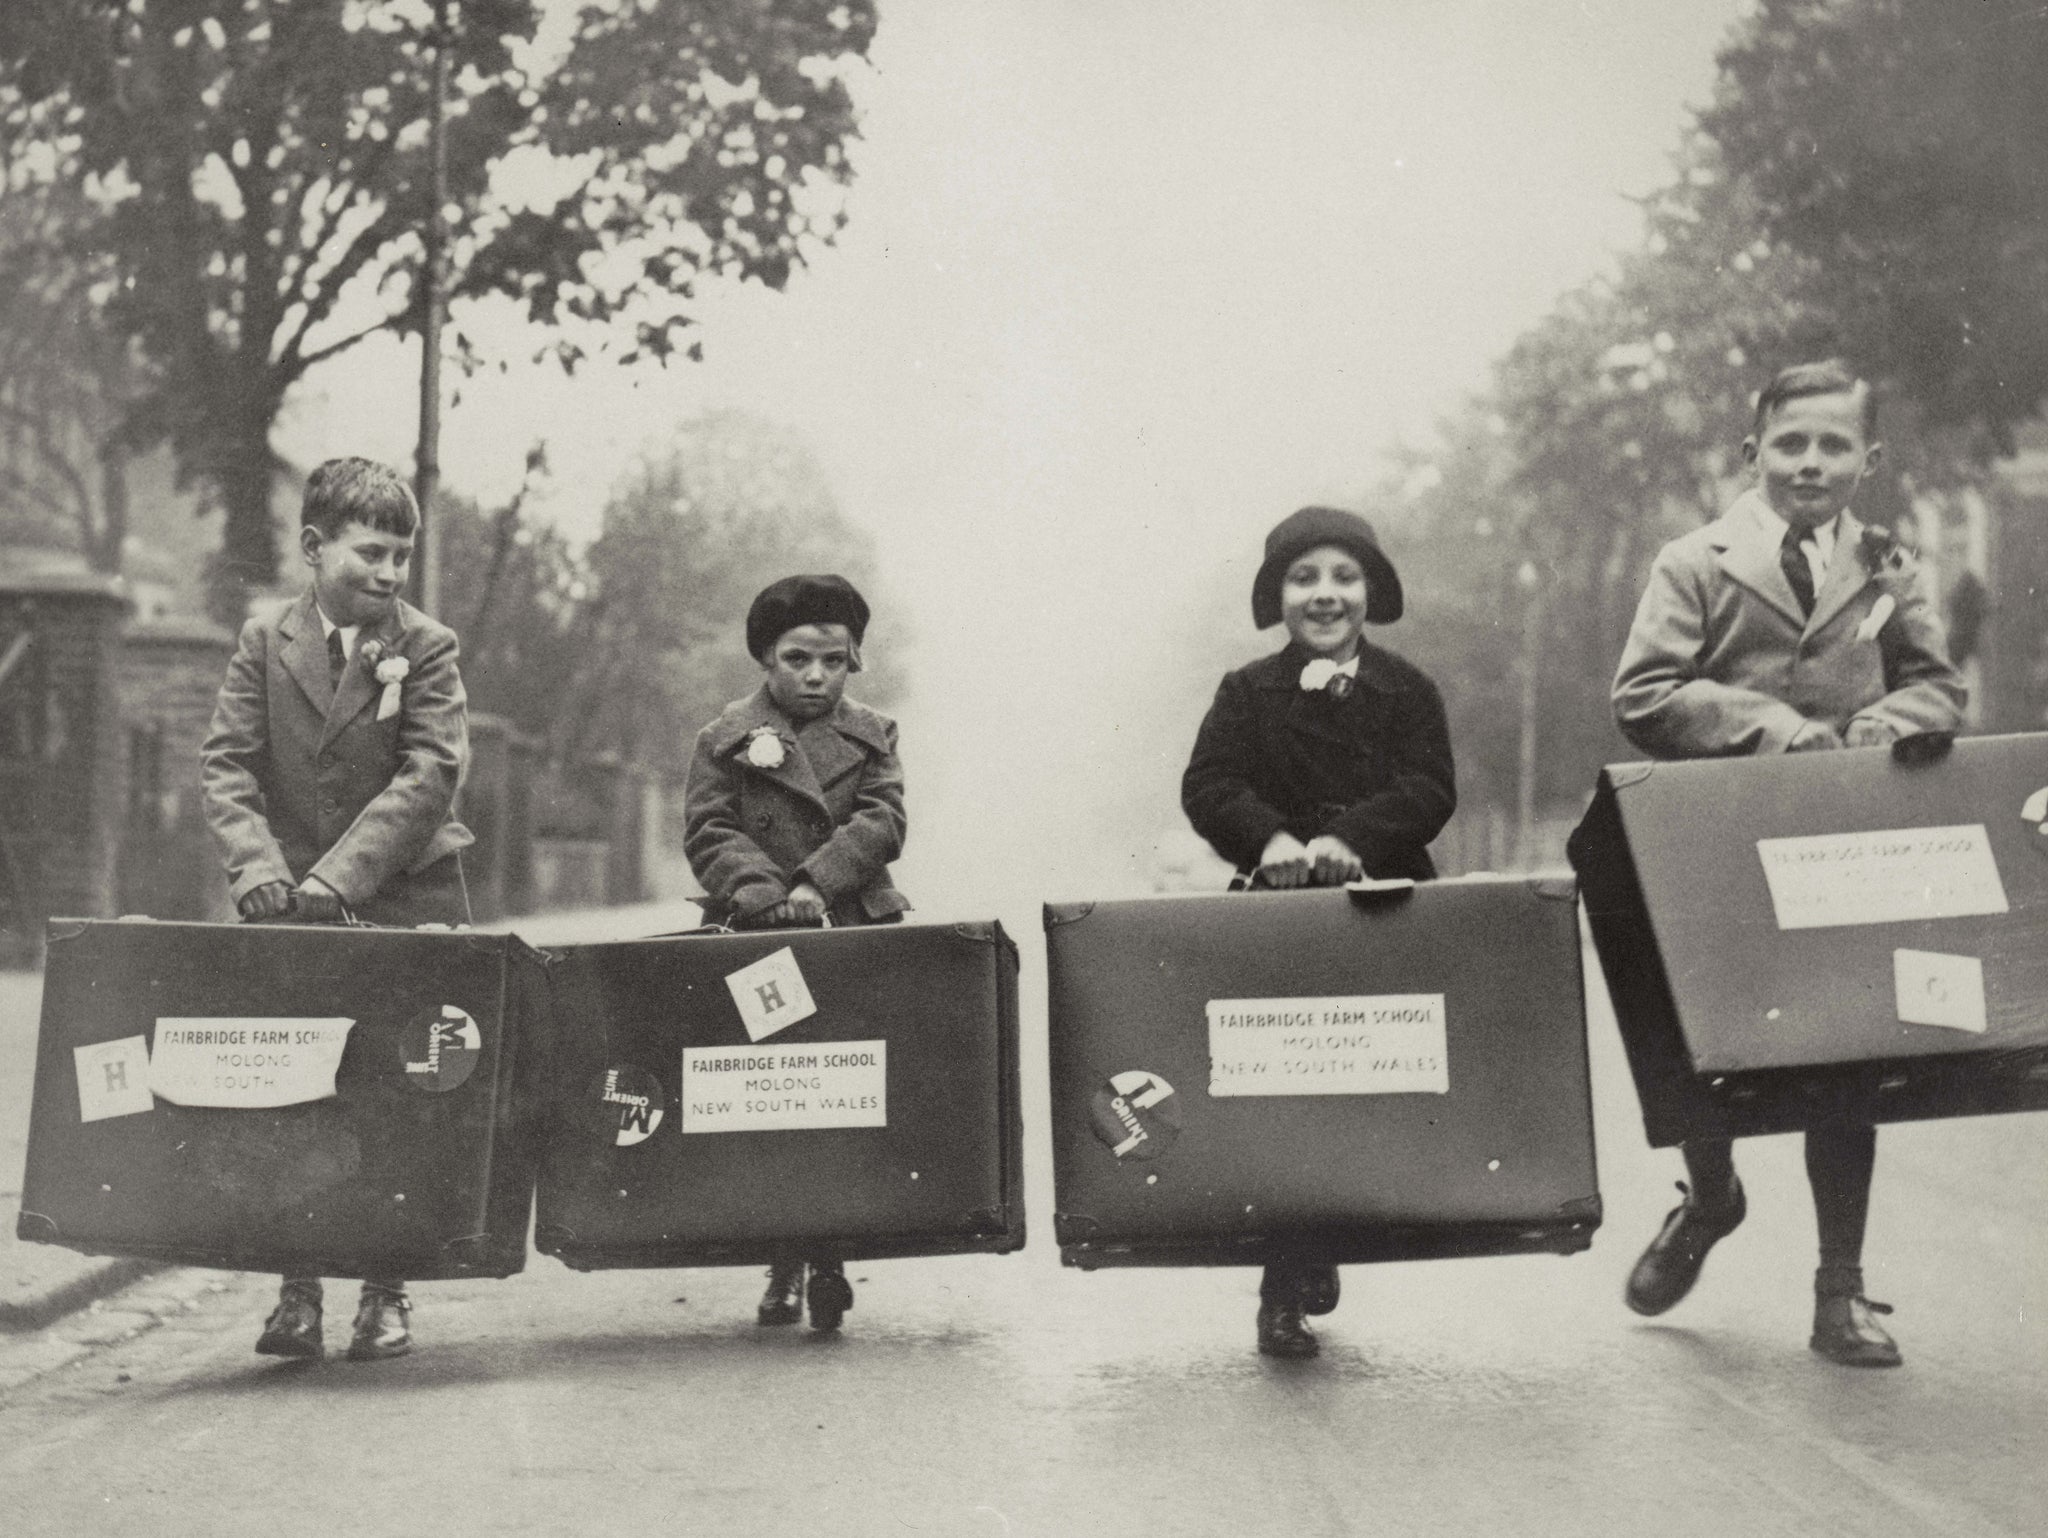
1711, 491, 1808, 630
279, 593, 335, 717
320, 606, 406, 750
1806, 512, 1873, 637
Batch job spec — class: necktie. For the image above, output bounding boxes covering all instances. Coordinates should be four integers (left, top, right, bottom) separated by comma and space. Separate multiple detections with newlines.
327, 627, 347, 687
1779, 526, 1816, 618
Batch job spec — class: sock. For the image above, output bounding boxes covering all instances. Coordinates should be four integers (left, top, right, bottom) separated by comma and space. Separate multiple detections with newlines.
1680, 1138, 1740, 1210
1807, 1123, 1877, 1296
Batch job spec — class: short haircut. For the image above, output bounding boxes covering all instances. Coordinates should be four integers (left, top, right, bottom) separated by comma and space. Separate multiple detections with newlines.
301, 457, 419, 539
1751, 359, 1878, 439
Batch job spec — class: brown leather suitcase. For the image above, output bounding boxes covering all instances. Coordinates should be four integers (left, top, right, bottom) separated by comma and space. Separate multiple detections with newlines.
1044, 878, 1600, 1269
533, 921, 1023, 1268
1570, 733, 2048, 1146
17, 919, 546, 1278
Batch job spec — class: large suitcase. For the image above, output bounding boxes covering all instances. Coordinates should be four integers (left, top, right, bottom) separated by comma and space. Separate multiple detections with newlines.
1044, 878, 1600, 1269
1569, 733, 2048, 1146
18, 919, 547, 1278
533, 921, 1023, 1268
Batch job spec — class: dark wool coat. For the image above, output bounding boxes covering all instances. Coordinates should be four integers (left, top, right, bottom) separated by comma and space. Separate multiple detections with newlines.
1181, 640, 1456, 881
683, 686, 909, 928
201, 590, 473, 926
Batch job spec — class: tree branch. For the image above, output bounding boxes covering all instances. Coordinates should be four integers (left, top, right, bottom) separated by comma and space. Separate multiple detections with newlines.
273, 202, 407, 373
284, 312, 405, 380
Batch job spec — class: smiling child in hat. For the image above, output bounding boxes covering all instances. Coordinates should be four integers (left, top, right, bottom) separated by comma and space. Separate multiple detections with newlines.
1181, 506, 1457, 1359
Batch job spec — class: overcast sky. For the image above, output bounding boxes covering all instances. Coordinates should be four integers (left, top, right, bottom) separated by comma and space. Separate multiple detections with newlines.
285, 0, 1752, 911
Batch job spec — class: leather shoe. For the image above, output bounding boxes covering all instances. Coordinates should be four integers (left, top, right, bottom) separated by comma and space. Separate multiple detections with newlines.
1624, 1179, 1745, 1317
1810, 1294, 1902, 1368
757, 1263, 805, 1327
254, 1287, 323, 1359
346, 1288, 412, 1361
1302, 1265, 1340, 1318
806, 1262, 853, 1332
1256, 1301, 1319, 1359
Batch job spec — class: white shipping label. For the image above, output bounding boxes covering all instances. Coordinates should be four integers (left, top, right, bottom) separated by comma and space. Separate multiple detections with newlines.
1892, 949, 1988, 1034
1755, 825, 2009, 930
1207, 995, 1448, 1097
680, 1040, 886, 1133
74, 1036, 155, 1123
148, 1017, 355, 1108
723, 946, 818, 1042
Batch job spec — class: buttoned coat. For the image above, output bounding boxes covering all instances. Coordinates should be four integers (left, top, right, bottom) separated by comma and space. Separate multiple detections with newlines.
1181, 640, 1456, 881
683, 686, 909, 928
1613, 490, 1965, 759
201, 591, 474, 924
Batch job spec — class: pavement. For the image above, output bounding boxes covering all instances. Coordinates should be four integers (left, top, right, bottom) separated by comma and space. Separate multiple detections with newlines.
0, 899, 705, 1337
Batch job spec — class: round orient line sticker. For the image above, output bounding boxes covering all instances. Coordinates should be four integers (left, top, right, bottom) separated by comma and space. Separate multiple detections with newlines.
399, 1004, 483, 1093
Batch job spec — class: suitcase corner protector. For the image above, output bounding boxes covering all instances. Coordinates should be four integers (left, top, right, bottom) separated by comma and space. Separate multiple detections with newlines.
1052, 1212, 1099, 1245
1558, 1195, 1602, 1223
15, 1210, 61, 1245
1042, 902, 1095, 930
1604, 761, 1657, 791
44, 919, 90, 946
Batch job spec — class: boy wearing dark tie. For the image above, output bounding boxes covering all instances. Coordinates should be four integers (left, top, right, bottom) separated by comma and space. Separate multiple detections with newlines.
202, 457, 474, 1361
1610, 360, 1964, 1365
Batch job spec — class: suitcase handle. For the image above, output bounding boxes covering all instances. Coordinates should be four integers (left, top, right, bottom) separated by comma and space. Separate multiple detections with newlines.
1227, 871, 1415, 906
1891, 730, 1954, 766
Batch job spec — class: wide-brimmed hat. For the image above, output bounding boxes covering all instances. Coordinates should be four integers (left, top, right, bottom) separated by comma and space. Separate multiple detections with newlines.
746, 573, 871, 661
1250, 506, 1403, 629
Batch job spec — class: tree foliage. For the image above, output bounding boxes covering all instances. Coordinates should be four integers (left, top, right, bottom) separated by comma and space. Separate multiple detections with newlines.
0, 175, 144, 569
1382, 0, 2046, 829
565, 409, 900, 766
0, 0, 877, 602
1702, 0, 2048, 447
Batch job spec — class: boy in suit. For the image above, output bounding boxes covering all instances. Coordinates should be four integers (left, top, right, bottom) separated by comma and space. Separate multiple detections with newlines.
1610, 360, 1965, 1366
202, 456, 474, 1361
684, 573, 907, 1331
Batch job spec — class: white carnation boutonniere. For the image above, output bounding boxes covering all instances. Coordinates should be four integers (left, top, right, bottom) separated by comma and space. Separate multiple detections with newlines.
1854, 525, 1917, 643
741, 725, 788, 769
1298, 655, 1358, 699
359, 640, 411, 720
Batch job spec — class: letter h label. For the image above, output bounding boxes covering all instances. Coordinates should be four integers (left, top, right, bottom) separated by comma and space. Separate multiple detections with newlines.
726, 946, 818, 1043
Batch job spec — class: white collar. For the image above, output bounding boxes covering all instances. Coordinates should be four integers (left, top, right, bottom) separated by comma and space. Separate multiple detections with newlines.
314, 604, 361, 656
1745, 492, 1839, 558
1298, 653, 1360, 691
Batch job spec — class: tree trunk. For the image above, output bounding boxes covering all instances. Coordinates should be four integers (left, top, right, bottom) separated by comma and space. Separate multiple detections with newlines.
206, 426, 281, 624
91, 444, 128, 575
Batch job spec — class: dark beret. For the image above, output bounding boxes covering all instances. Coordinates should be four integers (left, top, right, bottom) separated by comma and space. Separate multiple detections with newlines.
1250, 506, 1404, 629
746, 574, 871, 661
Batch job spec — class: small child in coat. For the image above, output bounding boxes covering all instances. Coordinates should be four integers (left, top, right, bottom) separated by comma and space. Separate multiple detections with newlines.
1182, 505, 1457, 1359
201, 456, 475, 1362
683, 573, 907, 1331
1610, 359, 1965, 1366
